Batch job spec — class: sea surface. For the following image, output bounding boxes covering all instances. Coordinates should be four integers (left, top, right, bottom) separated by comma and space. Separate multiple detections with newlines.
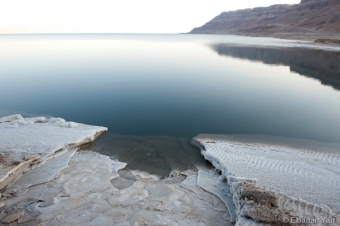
1, 34, 340, 144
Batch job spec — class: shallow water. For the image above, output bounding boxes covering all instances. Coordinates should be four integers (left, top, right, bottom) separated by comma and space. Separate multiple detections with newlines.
1, 34, 340, 144
92, 133, 212, 179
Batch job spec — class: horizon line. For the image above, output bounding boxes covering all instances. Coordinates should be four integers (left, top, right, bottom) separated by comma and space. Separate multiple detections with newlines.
0, 32, 190, 35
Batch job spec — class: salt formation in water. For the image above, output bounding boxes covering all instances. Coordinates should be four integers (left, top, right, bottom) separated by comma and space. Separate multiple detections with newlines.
0, 115, 232, 225
91, 133, 233, 225
193, 134, 340, 226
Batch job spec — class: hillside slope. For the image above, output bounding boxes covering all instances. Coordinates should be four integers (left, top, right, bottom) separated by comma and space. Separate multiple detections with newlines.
190, 0, 340, 36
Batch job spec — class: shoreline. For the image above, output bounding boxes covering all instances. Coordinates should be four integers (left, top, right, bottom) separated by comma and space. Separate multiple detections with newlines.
186, 32, 340, 52
0, 115, 232, 225
192, 134, 340, 225
1, 115, 340, 225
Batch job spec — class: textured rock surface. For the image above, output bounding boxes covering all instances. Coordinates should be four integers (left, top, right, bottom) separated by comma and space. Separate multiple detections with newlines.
192, 134, 340, 225
190, 0, 340, 37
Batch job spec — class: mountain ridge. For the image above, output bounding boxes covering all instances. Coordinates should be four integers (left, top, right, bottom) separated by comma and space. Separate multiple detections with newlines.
189, 0, 340, 38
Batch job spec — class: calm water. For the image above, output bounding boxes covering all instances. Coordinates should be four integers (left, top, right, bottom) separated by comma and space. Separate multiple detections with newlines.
1, 34, 340, 143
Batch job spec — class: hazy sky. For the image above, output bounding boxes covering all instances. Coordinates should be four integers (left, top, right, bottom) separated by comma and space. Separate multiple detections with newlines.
0, 0, 300, 34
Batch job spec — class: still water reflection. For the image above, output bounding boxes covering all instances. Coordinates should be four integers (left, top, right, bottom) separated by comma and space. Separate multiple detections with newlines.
211, 44, 340, 90
1, 34, 340, 143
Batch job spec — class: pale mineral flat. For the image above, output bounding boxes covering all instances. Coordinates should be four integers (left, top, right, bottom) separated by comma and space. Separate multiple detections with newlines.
0, 115, 233, 226
193, 134, 340, 226
0, 114, 107, 193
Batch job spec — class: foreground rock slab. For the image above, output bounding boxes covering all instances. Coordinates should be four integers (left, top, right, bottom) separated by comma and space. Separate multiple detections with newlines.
193, 134, 340, 226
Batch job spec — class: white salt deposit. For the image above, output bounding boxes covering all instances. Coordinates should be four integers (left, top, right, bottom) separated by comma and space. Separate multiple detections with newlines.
0, 114, 24, 123
0, 115, 233, 225
0, 114, 107, 192
197, 170, 237, 222
193, 134, 340, 226
4, 149, 77, 197
2, 148, 231, 225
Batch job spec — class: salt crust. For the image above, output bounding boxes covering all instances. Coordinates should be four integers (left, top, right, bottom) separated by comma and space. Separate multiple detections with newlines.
193, 134, 340, 226
2, 115, 340, 225
0, 115, 233, 225
28, 152, 231, 226
197, 170, 237, 222
1, 154, 232, 225
0, 114, 107, 192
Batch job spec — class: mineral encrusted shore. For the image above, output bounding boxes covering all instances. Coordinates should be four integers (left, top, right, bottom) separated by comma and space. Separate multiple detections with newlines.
192, 134, 340, 226
3, 114, 339, 225
0, 115, 232, 225
0, 114, 108, 193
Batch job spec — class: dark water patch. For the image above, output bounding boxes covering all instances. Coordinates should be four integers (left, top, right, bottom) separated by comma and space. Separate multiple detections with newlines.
92, 133, 212, 180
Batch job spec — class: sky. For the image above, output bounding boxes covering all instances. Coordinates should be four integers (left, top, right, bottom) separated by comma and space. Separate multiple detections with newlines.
0, 0, 300, 34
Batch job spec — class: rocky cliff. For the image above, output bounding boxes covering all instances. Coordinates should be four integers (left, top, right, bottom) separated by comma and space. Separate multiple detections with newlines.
190, 0, 340, 36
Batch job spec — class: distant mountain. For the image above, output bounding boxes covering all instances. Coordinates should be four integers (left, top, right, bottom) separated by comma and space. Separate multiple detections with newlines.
189, 0, 340, 36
